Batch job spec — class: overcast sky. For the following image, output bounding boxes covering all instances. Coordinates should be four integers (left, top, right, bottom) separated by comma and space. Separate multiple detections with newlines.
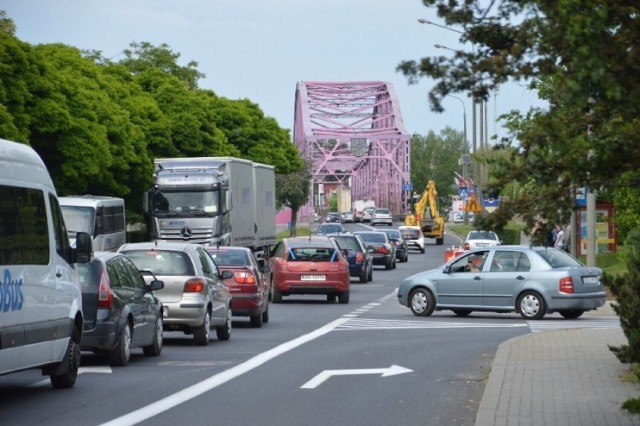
2, 0, 543, 140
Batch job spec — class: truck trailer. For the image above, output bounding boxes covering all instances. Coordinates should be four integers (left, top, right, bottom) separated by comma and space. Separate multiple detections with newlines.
143, 157, 277, 255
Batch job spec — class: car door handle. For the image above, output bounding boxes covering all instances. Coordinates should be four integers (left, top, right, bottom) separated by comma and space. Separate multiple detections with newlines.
516, 276, 526, 280
473, 276, 482, 280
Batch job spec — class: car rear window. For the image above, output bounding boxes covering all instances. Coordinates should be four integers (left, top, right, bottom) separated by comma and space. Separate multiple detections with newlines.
122, 250, 195, 276
357, 233, 385, 243
469, 231, 498, 240
287, 247, 338, 262
401, 229, 420, 238
536, 248, 583, 268
333, 236, 361, 250
208, 250, 248, 266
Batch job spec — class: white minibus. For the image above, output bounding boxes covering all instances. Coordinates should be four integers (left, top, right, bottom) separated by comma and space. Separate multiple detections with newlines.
0, 138, 92, 388
59, 195, 126, 252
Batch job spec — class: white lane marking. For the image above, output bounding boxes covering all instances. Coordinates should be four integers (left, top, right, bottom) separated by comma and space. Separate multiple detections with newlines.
99, 317, 350, 426
336, 317, 528, 330
301, 365, 413, 389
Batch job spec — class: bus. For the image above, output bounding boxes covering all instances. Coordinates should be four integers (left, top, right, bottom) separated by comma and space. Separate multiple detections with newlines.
59, 195, 126, 252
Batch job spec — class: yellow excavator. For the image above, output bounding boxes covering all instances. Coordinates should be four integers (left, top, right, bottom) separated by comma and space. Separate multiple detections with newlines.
411, 180, 445, 245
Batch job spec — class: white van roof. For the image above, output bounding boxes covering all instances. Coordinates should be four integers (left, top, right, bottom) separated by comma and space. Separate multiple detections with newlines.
59, 195, 124, 208
0, 138, 55, 190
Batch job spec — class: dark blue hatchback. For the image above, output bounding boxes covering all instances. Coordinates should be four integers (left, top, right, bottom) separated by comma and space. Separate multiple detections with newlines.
331, 234, 373, 283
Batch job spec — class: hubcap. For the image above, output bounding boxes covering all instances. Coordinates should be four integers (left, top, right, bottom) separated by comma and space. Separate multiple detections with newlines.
411, 292, 428, 314
520, 294, 540, 317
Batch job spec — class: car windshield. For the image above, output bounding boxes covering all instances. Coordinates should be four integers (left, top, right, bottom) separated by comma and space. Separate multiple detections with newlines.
122, 250, 195, 275
536, 248, 584, 268
468, 231, 498, 241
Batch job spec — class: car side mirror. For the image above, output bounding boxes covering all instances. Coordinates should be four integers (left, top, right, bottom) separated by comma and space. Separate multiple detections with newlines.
220, 270, 233, 279
149, 280, 164, 291
73, 231, 93, 263
260, 264, 271, 273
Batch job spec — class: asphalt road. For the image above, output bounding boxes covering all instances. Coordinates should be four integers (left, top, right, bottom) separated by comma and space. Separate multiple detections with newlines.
0, 224, 531, 426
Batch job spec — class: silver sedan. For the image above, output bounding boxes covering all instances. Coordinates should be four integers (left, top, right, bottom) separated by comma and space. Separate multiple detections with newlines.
397, 246, 606, 320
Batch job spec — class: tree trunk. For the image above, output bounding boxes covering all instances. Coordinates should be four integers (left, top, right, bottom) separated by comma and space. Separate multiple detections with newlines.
290, 207, 299, 237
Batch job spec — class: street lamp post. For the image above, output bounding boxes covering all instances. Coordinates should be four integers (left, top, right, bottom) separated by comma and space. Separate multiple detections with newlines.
447, 94, 470, 225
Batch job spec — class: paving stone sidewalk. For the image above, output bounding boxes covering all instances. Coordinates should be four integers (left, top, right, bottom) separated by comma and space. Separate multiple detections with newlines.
475, 306, 640, 425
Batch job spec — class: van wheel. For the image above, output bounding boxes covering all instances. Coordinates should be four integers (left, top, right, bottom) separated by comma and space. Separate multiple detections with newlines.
109, 322, 132, 366
193, 311, 211, 346
143, 315, 163, 356
50, 338, 80, 389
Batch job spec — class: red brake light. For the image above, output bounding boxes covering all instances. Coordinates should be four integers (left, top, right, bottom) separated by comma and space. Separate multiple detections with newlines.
184, 278, 206, 293
233, 272, 257, 284
375, 246, 389, 254
559, 277, 574, 293
98, 271, 114, 308
355, 252, 364, 262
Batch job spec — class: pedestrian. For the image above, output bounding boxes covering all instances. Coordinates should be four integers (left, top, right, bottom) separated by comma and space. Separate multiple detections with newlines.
554, 224, 565, 250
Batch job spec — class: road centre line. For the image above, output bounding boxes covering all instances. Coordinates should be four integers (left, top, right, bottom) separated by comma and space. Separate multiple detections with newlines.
99, 317, 350, 426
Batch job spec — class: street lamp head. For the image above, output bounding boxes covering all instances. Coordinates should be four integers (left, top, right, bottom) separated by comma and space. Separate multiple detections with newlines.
417, 18, 432, 24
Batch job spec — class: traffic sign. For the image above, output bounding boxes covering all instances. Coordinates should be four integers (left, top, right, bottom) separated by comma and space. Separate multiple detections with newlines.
458, 188, 468, 198
466, 195, 482, 213
484, 197, 500, 213
403, 183, 413, 191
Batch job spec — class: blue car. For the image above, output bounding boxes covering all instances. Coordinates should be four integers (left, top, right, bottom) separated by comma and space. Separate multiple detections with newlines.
331, 234, 374, 283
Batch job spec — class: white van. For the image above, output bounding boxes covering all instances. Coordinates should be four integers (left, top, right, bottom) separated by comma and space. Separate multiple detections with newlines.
59, 195, 126, 252
0, 138, 92, 388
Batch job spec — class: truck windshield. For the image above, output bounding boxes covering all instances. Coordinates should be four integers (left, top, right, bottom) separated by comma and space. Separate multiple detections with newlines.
61, 206, 95, 235
152, 190, 219, 217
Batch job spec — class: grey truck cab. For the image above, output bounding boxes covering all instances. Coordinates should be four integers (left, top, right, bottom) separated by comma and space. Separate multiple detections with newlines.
0, 138, 92, 388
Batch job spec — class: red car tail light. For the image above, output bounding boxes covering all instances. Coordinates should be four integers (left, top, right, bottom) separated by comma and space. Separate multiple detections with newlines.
355, 252, 364, 263
375, 246, 390, 255
233, 271, 257, 284
184, 278, 206, 293
559, 277, 574, 293
97, 271, 114, 308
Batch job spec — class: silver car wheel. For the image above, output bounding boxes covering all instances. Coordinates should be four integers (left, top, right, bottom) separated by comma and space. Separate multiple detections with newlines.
409, 288, 435, 317
518, 291, 545, 320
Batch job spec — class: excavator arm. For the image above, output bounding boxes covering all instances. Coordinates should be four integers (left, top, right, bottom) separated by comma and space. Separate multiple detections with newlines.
413, 180, 444, 245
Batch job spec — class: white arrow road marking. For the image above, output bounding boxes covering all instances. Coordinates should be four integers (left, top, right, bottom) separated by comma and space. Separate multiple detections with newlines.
28, 366, 112, 388
301, 364, 413, 389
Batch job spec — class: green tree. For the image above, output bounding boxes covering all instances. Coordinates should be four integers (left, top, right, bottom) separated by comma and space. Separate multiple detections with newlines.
398, 1, 640, 226
119, 41, 205, 90
275, 160, 312, 237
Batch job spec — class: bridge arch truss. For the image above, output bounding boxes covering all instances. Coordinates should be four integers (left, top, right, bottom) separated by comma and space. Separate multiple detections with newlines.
293, 81, 411, 217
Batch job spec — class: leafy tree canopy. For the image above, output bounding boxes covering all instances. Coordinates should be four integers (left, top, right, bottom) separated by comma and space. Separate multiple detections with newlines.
399, 0, 640, 226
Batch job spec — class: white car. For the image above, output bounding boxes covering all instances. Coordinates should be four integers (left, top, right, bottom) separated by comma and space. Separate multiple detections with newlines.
398, 225, 425, 253
371, 208, 393, 226
463, 230, 501, 250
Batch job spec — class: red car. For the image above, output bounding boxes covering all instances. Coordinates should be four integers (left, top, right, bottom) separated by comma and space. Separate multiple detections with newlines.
206, 246, 270, 328
267, 237, 350, 304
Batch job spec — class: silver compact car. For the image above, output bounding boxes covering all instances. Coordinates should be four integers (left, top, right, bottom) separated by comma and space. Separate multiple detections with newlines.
119, 242, 232, 345
397, 246, 606, 320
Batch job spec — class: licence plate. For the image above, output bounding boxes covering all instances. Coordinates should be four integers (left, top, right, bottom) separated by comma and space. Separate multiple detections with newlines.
301, 274, 326, 281
583, 276, 599, 285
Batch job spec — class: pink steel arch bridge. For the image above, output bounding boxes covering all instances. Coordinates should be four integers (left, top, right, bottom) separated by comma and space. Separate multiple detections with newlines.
293, 81, 411, 217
